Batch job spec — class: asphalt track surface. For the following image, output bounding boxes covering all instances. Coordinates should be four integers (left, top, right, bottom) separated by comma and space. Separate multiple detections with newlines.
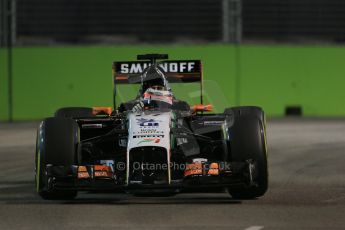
0, 119, 345, 230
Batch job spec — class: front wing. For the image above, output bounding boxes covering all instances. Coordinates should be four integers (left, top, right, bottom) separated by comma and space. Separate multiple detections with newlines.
44, 160, 258, 192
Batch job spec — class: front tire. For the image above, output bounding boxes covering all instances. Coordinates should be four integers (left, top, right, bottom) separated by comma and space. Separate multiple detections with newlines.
35, 118, 79, 200
224, 106, 265, 126
226, 110, 268, 199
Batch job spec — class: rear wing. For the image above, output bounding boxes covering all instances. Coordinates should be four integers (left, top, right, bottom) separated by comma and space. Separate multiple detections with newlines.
112, 55, 203, 109
113, 60, 202, 84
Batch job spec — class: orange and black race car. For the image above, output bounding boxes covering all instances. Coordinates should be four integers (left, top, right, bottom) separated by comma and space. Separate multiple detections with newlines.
35, 54, 268, 200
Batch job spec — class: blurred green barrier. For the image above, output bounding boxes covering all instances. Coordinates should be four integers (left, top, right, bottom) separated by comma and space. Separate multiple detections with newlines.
0, 44, 345, 121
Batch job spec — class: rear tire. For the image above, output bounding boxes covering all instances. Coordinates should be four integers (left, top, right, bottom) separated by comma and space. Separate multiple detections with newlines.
55, 107, 93, 118
35, 118, 79, 200
226, 110, 268, 199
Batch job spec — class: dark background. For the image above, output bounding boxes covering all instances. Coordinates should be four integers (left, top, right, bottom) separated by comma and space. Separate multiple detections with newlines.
14, 0, 345, 44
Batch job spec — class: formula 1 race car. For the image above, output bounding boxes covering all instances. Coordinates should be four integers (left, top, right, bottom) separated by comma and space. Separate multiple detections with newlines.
35, 54, 268, 200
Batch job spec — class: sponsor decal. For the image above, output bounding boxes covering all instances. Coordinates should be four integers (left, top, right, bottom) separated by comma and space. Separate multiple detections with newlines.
82, 124, 103, 129
133, 134, 164, 139
132, 128, 164, 137
203, 121, 224, 126
138, 129, 163, 133
77, 166, 90, 179
138, 138, 160, 145
118, 61, 197, 74
136, 118, 161, 127
159, 62, 196, 73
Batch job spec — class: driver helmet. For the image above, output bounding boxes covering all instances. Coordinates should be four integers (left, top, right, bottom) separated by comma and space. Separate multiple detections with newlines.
141, 65, 170, 93
140, 65, 173, 105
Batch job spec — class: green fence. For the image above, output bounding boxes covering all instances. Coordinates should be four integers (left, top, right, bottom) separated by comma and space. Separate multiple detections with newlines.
1, 44, 345, 121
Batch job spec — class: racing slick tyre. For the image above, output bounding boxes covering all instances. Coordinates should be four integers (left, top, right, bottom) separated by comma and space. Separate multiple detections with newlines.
224, 106, 265, 126
226, 112, 268, 199
35, 118, 79, 200
55, 107, 93, 118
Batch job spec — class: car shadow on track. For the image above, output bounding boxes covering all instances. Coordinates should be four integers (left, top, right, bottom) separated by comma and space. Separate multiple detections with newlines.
62, 197, 242, 205
0, 181, 242, 205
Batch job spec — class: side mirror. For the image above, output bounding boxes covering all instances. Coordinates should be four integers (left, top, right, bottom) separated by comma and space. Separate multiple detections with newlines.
191, 104, 213, 113
92, 107, 112, 116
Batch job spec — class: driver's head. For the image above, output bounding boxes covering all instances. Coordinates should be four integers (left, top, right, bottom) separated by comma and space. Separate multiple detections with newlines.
140, 65, 173, 105
141, 65, 169, 93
